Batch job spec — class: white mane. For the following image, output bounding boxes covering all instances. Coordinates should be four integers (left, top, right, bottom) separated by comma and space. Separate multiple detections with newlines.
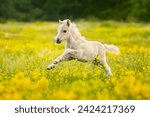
71, 23, 81, 36
70, 22, 86, 41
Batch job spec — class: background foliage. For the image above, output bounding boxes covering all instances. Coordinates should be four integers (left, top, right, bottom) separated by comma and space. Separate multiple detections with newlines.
0, 0, 150, 22
0, 21, 149, 99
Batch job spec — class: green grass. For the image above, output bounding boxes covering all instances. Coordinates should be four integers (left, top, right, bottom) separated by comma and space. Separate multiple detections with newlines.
0, 21, 150, 99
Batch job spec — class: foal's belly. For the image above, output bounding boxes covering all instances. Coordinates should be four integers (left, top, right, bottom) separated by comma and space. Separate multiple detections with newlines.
79, 43, 98, 60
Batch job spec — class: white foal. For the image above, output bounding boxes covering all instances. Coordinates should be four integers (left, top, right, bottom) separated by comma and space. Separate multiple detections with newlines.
47, 19, 120, 77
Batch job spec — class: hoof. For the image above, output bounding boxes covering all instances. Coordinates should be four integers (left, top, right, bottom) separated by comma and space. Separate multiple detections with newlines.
47, 64, 55, 70
47, 67, 51, 70
106, 73, 112, 78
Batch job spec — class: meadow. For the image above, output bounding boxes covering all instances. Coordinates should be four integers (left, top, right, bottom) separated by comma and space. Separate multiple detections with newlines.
0, 21, 149, 99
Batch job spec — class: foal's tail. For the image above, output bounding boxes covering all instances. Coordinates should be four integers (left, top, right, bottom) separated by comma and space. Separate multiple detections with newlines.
104, 44, 120, 54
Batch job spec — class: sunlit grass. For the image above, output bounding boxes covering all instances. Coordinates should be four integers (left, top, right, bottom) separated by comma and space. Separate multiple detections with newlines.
0, 21, 150, 99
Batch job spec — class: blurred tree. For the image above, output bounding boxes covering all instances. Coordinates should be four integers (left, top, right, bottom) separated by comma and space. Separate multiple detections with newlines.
129, 0, 150, 21
0, 0, 15, 21
0, 0, 150, 22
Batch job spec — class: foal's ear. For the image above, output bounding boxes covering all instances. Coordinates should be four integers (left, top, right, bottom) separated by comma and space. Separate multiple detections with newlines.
67, 19, 71, 27
59, 20, 63, 24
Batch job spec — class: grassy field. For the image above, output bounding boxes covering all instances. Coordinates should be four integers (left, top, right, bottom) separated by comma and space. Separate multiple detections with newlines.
0, 21, 150, 99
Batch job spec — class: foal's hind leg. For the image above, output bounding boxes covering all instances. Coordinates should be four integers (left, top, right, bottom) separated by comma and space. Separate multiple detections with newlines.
98, 51, 112, 77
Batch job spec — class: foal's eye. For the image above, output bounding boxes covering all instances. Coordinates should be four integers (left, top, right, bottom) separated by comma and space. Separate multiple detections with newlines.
63, 30, 67, 33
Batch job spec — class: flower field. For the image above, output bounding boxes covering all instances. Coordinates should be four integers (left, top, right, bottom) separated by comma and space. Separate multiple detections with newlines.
0, 21, 149, 99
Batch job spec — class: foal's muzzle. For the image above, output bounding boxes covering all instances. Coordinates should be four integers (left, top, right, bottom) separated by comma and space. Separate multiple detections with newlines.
56, 38, 62, 44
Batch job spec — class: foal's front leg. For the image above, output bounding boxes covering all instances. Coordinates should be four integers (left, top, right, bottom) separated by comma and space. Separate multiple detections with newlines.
47, 49, 78, 70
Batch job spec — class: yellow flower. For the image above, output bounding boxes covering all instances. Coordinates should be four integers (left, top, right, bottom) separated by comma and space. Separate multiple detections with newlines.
12, 72, 31, 90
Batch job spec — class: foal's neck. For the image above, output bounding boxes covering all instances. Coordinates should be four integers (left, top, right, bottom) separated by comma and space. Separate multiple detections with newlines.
70, 26, 81, 40
66, 24, 85, 49
66, 35, 77, 49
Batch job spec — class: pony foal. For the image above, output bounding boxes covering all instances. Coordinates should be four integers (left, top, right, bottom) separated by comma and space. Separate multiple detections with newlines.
47, 19, 119, 77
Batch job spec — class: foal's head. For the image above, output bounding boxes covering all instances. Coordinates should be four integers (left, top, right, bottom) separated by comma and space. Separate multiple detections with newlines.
56, 19, 71, 44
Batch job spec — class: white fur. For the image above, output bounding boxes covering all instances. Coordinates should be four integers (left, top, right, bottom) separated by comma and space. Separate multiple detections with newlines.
104, 44, 120, 54
47, 19, 120, 77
